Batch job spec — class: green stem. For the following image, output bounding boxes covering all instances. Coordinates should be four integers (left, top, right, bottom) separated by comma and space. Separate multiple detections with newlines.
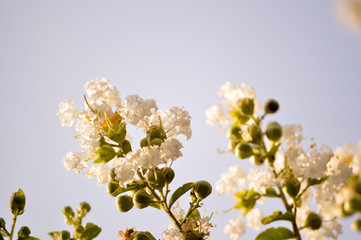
9, 215, 17, 240
181, 201, 200, 224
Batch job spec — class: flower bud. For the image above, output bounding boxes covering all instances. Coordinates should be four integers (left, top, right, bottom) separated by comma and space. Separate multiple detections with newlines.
74, 225, 84, 239
140, 137, 149, 148
0, 217, 5, 229
147, 126, 167, 141
285, 176, 301, 198
190, 190, 197, 204
341, 202, 356, 216
61, 230, 70, 240
17, 226, 31, 238
353, 179, 361, 196
93, 145, 116, 163
229, 108, 250, 124
147, 169, 165, 189
133, 190, 152, 209
352, 218, 361, 232
186, 230, 202, 240
107, 180, 120, 196
345, 197, 361, 212
62, 206, 74, 224
117, 195, 134, 212
193, 181, 212, 200
227, 125, 242, 141
305, 212, 322, 230
133, 231, 156, 240
10, 189, 26, 216
163, 167, 175, 184
250, 155, 265, 166
235, 142, 253, 159
150, 138, 164, 147
77, 202, 91, 217
237, 98, 254, 115
265, 122, 282, 142
108, 168, 117, 181
264, 99, 279, 114
122, 140, 132, 154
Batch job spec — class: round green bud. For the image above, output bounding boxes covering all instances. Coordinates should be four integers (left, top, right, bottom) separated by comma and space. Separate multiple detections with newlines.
140, 137, 149, 148
150, 138, 164, 147
74, 225, 84, 238
0, 217, 5, 229
163, 167, 175, 184
107, 180, 120, 196
186, 231, 202, 240
61, 230, 70, 240
353, 180, 361, 196
133, 190, 152, 209
229, 108, 250, 124
265, 122, 282, 142
250, 155, 265, 166
285, 176, 301, 198
147, 169, 165, 189
79, 202, 91, 213
10, 189, 26, 216
227, 125, 242, 141
237, 98, 254, 115
122, 140, 132, 154
235, 142, 253, 159
345, 197, 361, 212
352, 218, 361, 232
341, 201, 356, 216
193, 181, 212, 200
305, 212, 322, 230
249, 125, 262, 144
147, 126, 167, 141
117, 195, 134, 212
264, 99, 279, 114
108, 168, 117, 181
17, 226, 31, 238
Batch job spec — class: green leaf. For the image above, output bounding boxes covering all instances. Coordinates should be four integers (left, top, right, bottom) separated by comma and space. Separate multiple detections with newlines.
261, 211, 294, 225
233, 189, 257, 215
265, 187, 279, 197
80, 223, 101, 240
188, 209, 201, 219
247, 188, 260, 198
255, 227, 294, 240
169, 182, 194, 208
307, 176, 329, 186
10, 189, 26, 216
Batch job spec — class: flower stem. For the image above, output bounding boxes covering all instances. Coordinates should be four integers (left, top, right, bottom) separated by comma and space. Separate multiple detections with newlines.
9, 214, 17, 240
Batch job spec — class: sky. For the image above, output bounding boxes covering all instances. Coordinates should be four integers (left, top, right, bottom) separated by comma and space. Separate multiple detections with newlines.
1, 0, 361, 239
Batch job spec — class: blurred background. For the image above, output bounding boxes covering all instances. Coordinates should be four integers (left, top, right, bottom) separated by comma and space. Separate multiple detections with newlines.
1, 0, 361, 239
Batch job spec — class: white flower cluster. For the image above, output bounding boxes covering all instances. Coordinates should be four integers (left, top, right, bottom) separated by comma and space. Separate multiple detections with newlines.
58, 78, 191, 186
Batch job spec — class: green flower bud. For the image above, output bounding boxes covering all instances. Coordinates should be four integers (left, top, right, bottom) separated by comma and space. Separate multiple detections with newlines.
74, 225, 84, 239
190, 190, 197, 204
9, 189, 26, 216
352, 218, 361, 232
133, 231, 156, 240
150, 138, 164, 147
353, 180, 361, 196
108, 168, 117, 181
285, 176, 301, 198
229, 108, 250, 124
227, 125, 242, 141
93, 145, 116, 164
341, 202, 356, 217
305, 212, 322, 230
250, 155, 265, 166
163, 167, 175, 184
345, 197, 361, 212
77, 202, 91, 217
147, 125, 167, 141
107, 180, 120, 196
193, 181, 212, 200
122, 140, 132, 154
264, 99, 279, 114
237, 98, 254, 115
147, 169, 165, 189
61, 230, 70, 240
117, 195, 134, 212
17, 226, 31, 238
249, 125, 262, 144
186, 231, 202, 240
0, 217, 5, 229
235, 142, 253, 159
133, 190, 152, 209
265, 122, 282, 142
108, 122, 127, 144
62, 206, 74, 224
140, 137, 149, 148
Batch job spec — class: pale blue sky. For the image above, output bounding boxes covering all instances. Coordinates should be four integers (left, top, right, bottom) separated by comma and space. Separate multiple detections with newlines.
1, 1, 361, 239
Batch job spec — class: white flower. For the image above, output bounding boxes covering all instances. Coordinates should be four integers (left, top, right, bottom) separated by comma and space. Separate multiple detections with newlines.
224, 217, 246, 240
246, 208, 263, 230
88, 164, 110, 185
162, 224, 185, 240
205, 104, 228, 126
57, 99, 78, 127
114, 159, 135, 187
84, 78, 121, 106
283, 124, 303, 147
160, 138, 183, 161
247, 168, 276, 194
216, 165, 246, 195
171, 202, 185, 221
122, 94, 158, 125
128, 146, 164, 169
302, 218, 342, 240
62, 151, 87, 172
